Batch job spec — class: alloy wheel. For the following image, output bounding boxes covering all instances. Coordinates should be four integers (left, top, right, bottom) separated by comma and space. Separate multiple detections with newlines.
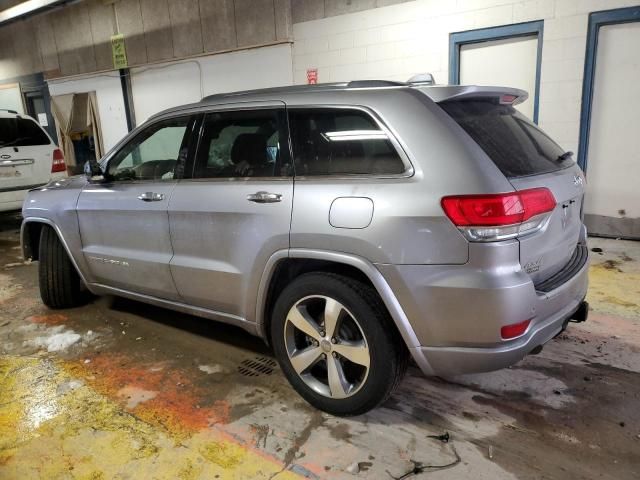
283, 295, 370, 399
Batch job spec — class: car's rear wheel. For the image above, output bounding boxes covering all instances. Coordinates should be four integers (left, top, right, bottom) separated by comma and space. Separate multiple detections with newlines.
271, 272, 407, 416
38, 226, 84, 309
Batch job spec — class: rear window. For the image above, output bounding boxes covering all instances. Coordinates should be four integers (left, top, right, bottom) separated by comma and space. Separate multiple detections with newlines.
439, 99, 573, 178
0, 117, 50, 147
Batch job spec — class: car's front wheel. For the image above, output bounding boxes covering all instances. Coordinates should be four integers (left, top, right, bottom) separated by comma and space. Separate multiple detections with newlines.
271, 272, 407, 416
38, 226, 84, 309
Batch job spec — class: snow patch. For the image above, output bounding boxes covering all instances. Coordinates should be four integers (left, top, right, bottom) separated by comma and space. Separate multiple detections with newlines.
57, 379, 84, 395
552, 431, 582, 445
199, 364, 225, 374
117, 386, 158, 409
29, 325, 82, 352
37, 331, 82, 352
24, 324, 99, 353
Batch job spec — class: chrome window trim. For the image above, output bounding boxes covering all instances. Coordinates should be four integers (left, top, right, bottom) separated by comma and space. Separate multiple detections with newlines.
93, 178, 180, 186
178, 176, 292, 183
103, 103, 414, 181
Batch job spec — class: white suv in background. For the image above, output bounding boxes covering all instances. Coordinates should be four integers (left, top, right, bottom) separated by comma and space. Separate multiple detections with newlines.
0, 110, 67, 212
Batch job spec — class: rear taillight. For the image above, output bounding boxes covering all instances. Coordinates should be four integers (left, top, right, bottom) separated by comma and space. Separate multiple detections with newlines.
441, 188, 556, 242
51, 148, 66, 173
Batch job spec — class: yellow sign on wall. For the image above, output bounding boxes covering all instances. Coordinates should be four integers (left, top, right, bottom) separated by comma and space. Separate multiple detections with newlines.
111, 34, 128, 69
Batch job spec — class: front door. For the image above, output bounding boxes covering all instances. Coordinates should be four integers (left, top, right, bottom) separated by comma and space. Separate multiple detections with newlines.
77, 115, 197, 300
168, 104, 293, 320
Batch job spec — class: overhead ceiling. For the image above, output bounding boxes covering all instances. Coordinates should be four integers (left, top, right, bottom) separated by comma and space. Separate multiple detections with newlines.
0, 0, 69, 25
0, 0, 30, 10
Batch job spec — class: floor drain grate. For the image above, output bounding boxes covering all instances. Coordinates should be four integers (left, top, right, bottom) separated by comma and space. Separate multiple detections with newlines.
238, 356, 278, 377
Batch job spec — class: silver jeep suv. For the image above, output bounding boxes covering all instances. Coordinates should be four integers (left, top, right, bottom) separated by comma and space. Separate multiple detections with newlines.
21, 80, 589, 415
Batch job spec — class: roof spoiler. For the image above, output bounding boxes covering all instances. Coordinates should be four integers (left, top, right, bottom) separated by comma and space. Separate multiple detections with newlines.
407, 73, 436, 86
419, 85, 528, 105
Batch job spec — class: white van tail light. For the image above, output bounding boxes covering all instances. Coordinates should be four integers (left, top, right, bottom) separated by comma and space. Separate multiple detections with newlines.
441, 188, 556, 242
51, 148, 66, 173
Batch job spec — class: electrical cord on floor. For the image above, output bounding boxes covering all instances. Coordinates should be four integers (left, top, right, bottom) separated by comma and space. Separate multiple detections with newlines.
386, 432, 461, 479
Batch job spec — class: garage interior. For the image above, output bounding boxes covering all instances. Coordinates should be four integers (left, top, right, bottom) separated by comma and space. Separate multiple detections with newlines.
1, 0, 639, 479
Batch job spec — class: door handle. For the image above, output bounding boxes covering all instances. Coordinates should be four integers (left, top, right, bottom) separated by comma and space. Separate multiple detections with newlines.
247, 191, 282, 203
137, 192, 165, 202
0, 159, 34, 167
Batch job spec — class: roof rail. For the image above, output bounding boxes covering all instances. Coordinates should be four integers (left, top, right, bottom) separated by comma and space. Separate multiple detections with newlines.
346, 80, 407, 88
201, 82, 348, 102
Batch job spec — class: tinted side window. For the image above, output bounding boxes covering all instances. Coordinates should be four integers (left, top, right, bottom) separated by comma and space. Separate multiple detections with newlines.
107, 116, 192, 181
194, 110, 286, 179
289, 109, 406, 176
0, 117, 50, 146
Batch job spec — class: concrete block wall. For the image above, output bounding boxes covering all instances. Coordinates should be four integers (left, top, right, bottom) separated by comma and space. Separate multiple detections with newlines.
292, 0, 640, 153
130, 43, 294, 124
44, 43, 293, 150
0, 0, 293, 81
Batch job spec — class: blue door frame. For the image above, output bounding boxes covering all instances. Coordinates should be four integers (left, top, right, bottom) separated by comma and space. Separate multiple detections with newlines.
577, 6, 640, 172
449, 20, 544, 124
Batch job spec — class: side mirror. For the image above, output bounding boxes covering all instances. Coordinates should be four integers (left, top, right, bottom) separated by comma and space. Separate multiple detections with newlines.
84, 160, 105, 183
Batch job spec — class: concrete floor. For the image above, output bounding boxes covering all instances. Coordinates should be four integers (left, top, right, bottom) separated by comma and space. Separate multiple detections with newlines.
0, 211, 639, 480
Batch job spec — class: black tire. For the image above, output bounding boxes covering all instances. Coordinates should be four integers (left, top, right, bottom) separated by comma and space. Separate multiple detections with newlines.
38, 226, 84, 309
271, 272, 408, 416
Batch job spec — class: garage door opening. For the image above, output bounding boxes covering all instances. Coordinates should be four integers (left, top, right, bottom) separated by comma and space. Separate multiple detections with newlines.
51, 92, 105, 175
579, 6, 640, 239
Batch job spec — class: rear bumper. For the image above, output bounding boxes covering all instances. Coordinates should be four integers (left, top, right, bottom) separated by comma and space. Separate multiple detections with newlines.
411, 296, 587, 376
377, 240, 589, 376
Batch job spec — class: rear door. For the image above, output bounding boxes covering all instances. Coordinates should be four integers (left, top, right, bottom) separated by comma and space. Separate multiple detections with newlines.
0, 115, 54, 192
440, 98, 585, 284
168, 103, 293, 320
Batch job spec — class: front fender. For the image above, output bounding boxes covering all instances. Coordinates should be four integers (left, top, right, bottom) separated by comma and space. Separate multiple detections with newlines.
21, 176, 93, 286
21, 218, 92, 288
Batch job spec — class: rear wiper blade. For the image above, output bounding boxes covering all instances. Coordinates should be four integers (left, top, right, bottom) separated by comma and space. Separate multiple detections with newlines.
557, 151, 574, 161
1, 136, 29, 147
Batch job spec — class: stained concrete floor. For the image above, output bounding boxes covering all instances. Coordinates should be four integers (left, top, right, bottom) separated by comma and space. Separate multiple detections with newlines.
0, 211, 639, 480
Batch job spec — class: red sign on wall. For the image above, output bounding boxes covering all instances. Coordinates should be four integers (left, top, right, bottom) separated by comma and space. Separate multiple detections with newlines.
306, 69, 318, 85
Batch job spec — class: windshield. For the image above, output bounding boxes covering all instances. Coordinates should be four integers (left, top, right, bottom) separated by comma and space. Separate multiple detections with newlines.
439, 98, 574, 178
0, 117, 50, 147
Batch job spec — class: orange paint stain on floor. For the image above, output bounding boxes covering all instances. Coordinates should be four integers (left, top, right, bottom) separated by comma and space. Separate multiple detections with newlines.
26, 314, 69, 326
64, 353, 230, 439
1, 355, 303, 479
